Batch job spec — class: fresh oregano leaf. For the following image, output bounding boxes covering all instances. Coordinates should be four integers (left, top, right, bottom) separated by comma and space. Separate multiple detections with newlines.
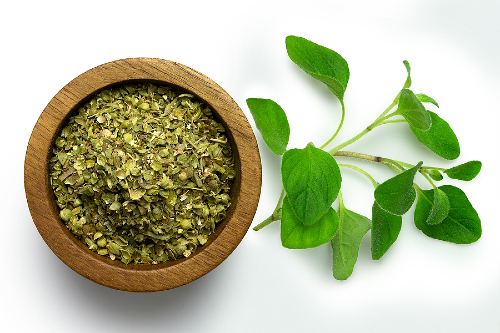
281, 196, 339, 249
397, 89, 432, 130
416, 93, 439, 108
331, 205, 371, 280
410, 111, 460, 160
403, 60, 411, 89
416, 187, 450, 225
427, 169, 444, 181
445, 161, 482, 181
247, 39, 483, 281
414, 185, 481, 243
285, 35, 349, 100
371, 202, 402, 260
246, 98, 290, 155
374, 162, 422, 215
282, 144, 341, 225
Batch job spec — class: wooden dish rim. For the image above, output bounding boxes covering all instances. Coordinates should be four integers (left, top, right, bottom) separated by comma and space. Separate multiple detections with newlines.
24, 58, 261, 291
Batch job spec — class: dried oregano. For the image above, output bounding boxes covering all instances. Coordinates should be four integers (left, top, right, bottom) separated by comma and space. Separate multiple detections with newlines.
49, 83, 235, 264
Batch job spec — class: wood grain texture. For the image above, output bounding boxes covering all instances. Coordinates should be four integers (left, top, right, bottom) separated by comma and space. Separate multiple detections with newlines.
24, 58, 262, 292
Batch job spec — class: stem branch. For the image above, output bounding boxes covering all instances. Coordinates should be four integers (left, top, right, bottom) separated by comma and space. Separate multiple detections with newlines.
328, 95, 403, 154
334, 150, 388, 164
338, 163, 378, 187
320, 101, 346, 149
420, 171, 437, 189
333, 150, 406, 172
379, 94, 399, 118
380, 118, 407, 125
329, 127, 372, 154
253, 189, 285, 231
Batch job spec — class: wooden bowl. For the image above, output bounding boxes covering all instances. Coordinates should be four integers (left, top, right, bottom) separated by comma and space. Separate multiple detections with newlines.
24, 58, 261, 292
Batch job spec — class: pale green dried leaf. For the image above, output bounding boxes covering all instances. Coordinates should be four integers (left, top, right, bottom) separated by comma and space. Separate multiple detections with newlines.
49, 83, 236, 264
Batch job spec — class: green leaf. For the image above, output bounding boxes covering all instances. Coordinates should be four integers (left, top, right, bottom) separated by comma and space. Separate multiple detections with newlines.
427, 169, 444, 181
281, 197, 339, 249
416, 93, 439, 108
417, 187, 450, 225
371, 202, 402, 260
109, 201, 122, 211
397, 89, 432, 130
331, 206, 371, 280
445, 161, 482, 181
285, 35, 349, 100
414, 185, 481, 243
282, 144, 341, 225
246, 98, 290, 155
410, 111, 460, 160
403, 60, 411, 89
374, 162, 422, 215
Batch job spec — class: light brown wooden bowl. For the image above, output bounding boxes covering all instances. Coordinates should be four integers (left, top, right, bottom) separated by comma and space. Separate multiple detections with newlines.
24, 58, 261, 292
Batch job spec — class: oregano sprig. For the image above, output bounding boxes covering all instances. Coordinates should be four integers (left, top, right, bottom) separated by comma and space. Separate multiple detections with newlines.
246, 35, 482, 280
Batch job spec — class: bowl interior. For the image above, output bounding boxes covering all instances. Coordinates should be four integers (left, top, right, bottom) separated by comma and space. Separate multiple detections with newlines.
47, 79, 242, 271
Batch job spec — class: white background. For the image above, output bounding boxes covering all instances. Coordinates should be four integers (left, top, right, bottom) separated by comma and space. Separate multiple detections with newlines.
1, 0, 499, 332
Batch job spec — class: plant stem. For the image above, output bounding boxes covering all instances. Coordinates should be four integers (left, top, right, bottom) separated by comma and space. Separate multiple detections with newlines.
320, 100, 346, 149
328, 127, 372, 154
253, 189, 285, 231
333, 150, 390, 164
382, 110, 400, 120
328, 102, 399, 154
421, 166, 446, 171
420, 171, 437, 189
379, 95, 399, 119
252, 215, 277, 231
338, 190, 345, 209
333, 150, 407, 172
380, 118, 407, 125
338, 163, 378, 187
